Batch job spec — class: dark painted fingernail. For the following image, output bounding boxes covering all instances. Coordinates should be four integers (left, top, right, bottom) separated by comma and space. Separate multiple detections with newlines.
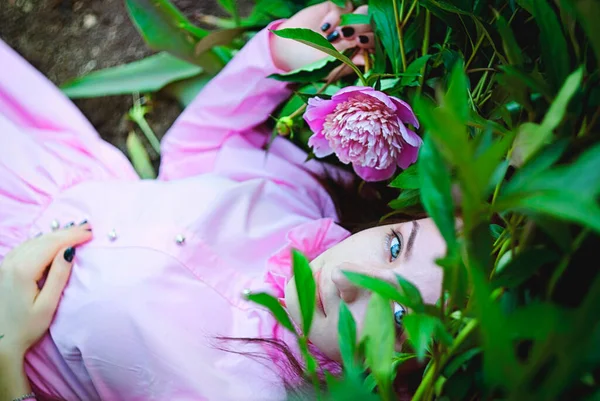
64, 247, 76, 263
320, 22, 331, 32
65, 222, 75, 228
341, 26, 355, 38
327, 30, 340, 42
359, 35, 369, 44
79, 219, 88, 225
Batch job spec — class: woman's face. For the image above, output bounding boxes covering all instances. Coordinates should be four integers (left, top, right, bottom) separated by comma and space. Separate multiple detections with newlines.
284, 217, 446, 361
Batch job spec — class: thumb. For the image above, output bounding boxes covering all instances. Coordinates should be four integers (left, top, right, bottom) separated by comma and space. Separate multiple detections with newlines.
34, 247, 75, 319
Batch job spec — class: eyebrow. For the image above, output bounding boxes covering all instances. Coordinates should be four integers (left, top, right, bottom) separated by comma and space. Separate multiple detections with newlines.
405, 221, 420, 260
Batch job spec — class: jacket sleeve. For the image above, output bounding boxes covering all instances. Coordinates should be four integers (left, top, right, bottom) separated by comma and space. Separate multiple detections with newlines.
158, 20, 293, 181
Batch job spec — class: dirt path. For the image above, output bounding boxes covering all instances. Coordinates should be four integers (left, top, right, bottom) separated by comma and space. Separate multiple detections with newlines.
0, 0, 251, 166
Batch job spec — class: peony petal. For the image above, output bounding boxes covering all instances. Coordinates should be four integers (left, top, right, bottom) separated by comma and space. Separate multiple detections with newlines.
396, 141, 420, 169
390, 97, 420, 128
353, 162, 397, 182
361, 90, 396, 110
308, 133, 334, 158
401, 128, 423, 147
333, 85, 374, 98
303, 96, 337, 135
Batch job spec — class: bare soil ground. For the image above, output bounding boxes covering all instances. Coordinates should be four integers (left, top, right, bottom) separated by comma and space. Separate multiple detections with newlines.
0, 0, 251, 166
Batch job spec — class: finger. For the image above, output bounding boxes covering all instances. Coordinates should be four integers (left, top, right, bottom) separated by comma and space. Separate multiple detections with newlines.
356, 33, 375, 50
351, 50, 366, 66
320, 8, 341, 36
34, 246, 75, 321
24, 223, 92, 280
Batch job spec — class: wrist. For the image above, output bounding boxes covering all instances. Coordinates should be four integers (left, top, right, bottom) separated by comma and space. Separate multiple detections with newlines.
0, 342, 26, 366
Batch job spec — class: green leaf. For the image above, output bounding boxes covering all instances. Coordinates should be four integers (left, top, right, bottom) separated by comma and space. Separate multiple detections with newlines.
194, 27, 248, 57
443, 347, 482, 378
509, 67, 583, 166
269, 56, 342, 83
493, 248, 559, 288
508, 303, 572, 340
494, 10, 523, 66
339, 13, 371, 26
330, 0, 347, 7
338, 302, 361, 378
343, 271, 425, 313
369, 0, 401, 74
271, 28, 366, 83
445, 60, 469, 124
401, 55, 431, 87
126, 131, 156, 179
561, 0, 600, 64
402, 313, 446, 362
419, 134, 457, 253
389, 164, 420, 189
396, 275, 425, 313
388, 189, 422, 209
496, 191, 600, 234
246, 292, 297, 334
60, 52, 202, 98
361, 292, 395, 396
506, 141, 600, 197
517, 0, 570, 91
125, 0, 223, 72
217, 0, 240, 25
292, 249, 316, 335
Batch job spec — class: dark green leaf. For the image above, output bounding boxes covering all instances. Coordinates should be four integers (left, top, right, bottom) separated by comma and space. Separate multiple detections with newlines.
508, 303, 572, 340
496, 191, 600, 234
419, 134, 457, 253
495, 10, 523, 66
194, 27, 248, 57
443, 348, 482, 378
389, 164, 420, 189
509, 67, 583, 166
125, 0, 224, 72
561, 0, 600, 64
401, 55, 431, 87
361, 292, 395, 396
369, 0, 401, 74
60, 52, 202, 98
517, 0, 570, 91
217, 0, 240, 25
492, 248, 559, 288
269, 56, 342, 83
246, 292, 297, 334
126, 131, 156, 179
388, 189, 422, 209
292, 249, 316, 334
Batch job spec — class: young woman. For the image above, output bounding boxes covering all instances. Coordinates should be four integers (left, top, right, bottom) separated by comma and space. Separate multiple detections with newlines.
0, 2, 446, 400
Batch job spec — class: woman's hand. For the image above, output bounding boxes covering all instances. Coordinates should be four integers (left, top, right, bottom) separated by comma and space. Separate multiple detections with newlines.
271, 1, 374, 73
0, 223, 92, 360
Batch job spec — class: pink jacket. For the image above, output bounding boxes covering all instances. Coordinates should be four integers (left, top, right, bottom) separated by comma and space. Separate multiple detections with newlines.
0, 22, 350, 400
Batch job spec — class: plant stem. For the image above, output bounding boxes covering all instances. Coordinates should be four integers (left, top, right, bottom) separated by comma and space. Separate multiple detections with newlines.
465, 34, 485, 70
417, 9, 431, 96
547, 229, 590, 298
393, 0, 408, 72
402, 0, 419, 26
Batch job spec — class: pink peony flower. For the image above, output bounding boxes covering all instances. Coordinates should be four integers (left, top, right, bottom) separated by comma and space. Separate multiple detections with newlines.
303, 86, 422, 182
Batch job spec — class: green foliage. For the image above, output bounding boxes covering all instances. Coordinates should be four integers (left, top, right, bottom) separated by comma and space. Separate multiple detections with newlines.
60, 52, 202, 98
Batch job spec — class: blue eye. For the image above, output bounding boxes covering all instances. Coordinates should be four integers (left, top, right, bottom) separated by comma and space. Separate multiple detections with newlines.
394, 303, 406, 328
389, 231, 402, 261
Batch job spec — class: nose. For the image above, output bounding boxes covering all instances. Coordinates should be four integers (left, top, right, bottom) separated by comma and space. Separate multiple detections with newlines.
331, 263, 373, 304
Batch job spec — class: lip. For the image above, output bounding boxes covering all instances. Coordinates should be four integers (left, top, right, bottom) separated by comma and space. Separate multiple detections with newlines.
315, 269, 327, 317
